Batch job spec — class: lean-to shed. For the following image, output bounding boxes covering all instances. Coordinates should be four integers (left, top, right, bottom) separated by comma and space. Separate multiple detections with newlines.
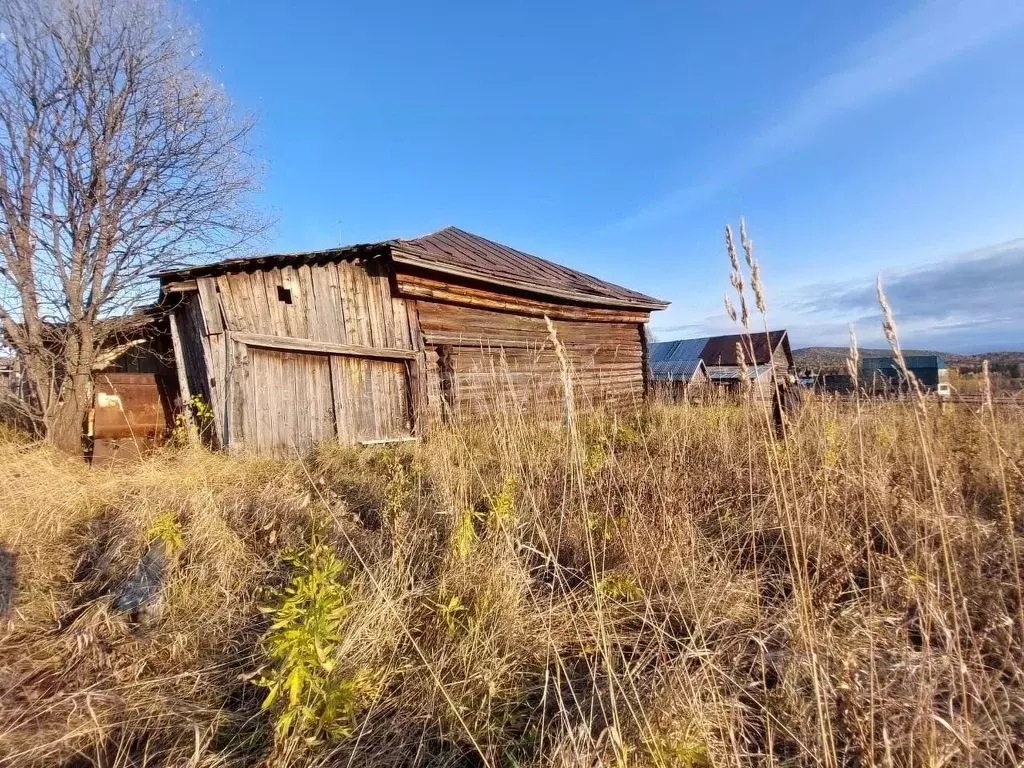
157, 227, 667, 456
649, 358, 709, 402
87, 311, 178, 463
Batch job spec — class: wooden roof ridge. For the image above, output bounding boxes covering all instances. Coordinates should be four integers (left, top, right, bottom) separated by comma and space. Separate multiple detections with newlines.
154, 226, 668, 312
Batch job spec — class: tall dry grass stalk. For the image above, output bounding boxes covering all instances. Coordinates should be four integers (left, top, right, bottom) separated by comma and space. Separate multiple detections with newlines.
846, 325, 860, 390
740, 218, 765, 315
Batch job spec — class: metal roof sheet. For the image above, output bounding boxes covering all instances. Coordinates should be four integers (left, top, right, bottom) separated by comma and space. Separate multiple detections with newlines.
706, 364, 772, 381
650, 359, 705, 381
650, 331, 790, 366
701, 331, 789, 366
155, 227, 668, 311
650, 337, 708, 364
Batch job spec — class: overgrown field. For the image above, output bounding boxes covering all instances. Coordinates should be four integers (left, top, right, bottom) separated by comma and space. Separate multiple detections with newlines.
1, 396, 1022, 767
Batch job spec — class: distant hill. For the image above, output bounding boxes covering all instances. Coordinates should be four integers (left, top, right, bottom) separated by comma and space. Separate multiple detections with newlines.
793, 347, 1024, 371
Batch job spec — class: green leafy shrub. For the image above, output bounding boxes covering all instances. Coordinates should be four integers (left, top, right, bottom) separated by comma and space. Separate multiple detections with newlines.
487, 474, 517, 531
435, 592, 468, 635
255, 535, 372, 744
450, 507, 479, 560
171, 394, 214, 445
583, 440, 608, 476
597, 572, 643, 603
147, 511, 183, 551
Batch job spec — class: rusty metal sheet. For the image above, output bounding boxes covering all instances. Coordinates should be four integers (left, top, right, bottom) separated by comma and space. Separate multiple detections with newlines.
92, 372, 175, 441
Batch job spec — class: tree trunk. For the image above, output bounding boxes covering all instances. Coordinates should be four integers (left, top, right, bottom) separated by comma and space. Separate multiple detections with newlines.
47, 373, 91, 455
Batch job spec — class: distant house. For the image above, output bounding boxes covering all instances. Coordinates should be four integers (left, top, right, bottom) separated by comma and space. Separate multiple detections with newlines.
810, 371, 854, 394
649, 330, 794, 397
707, 363, 776, 394
861, 355, 951, 397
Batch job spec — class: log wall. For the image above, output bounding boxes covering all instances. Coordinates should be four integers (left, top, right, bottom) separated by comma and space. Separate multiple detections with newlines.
412, 297, 647, 418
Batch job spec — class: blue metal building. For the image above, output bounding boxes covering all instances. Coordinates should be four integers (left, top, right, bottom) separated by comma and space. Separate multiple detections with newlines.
860, 355, 950, 396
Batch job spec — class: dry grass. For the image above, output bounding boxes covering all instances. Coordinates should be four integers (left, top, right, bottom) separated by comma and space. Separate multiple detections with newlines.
0, 388, 1022, 767
3, 220, 1022, 766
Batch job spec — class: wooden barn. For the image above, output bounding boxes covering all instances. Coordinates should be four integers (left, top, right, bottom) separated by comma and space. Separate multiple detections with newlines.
157, 227, 667, 456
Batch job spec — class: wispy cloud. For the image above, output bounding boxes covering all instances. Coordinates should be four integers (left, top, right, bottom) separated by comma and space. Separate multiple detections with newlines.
800, 240, 1024, 318
616, 0, 1024, 230
794, 239, 1024, 351
653, 239, 1024, 352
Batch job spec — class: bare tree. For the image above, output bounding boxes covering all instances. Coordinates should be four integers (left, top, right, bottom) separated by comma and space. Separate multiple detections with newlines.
0, 0, 261, 451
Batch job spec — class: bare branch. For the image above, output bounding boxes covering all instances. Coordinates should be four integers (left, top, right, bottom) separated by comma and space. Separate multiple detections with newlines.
0, 0, 264, 447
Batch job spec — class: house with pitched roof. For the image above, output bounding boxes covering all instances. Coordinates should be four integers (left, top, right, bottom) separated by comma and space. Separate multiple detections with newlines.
648, 330, 794, 398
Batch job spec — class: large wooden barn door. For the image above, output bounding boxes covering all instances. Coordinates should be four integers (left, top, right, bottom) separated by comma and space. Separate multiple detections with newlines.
248, 349, 336, 456
329, 356, 412, 444
245, 347, 413, 456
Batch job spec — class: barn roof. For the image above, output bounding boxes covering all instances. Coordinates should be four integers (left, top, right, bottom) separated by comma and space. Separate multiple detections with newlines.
650, 330, 792, 367
155, 227, 668, 311
650, 336, 708, 364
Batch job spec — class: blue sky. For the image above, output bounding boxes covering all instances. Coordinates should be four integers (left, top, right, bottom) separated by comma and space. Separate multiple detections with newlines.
193, 0, 1024, 352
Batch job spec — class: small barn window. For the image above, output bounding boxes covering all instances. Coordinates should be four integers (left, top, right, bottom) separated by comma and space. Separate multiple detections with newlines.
276, 285, 293, 304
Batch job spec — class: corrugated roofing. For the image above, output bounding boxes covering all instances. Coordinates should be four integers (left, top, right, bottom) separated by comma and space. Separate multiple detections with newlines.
649, 337, 708, 364
707, 364, 772, 381
155, 227, 668, 311
650, 331, 790, 367
154, 243, 386, 282
701, 331, 789, 366
650, 359, 705, 381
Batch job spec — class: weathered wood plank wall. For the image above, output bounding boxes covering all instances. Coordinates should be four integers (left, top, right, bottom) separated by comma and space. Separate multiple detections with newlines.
395, 270, 649, 324
772, 345, 792, 377
173, 256, 418, 456
167, 293, 218, 440
248, 347, 335, 454
211, 259, 414, 348
168, 253, 654, 454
